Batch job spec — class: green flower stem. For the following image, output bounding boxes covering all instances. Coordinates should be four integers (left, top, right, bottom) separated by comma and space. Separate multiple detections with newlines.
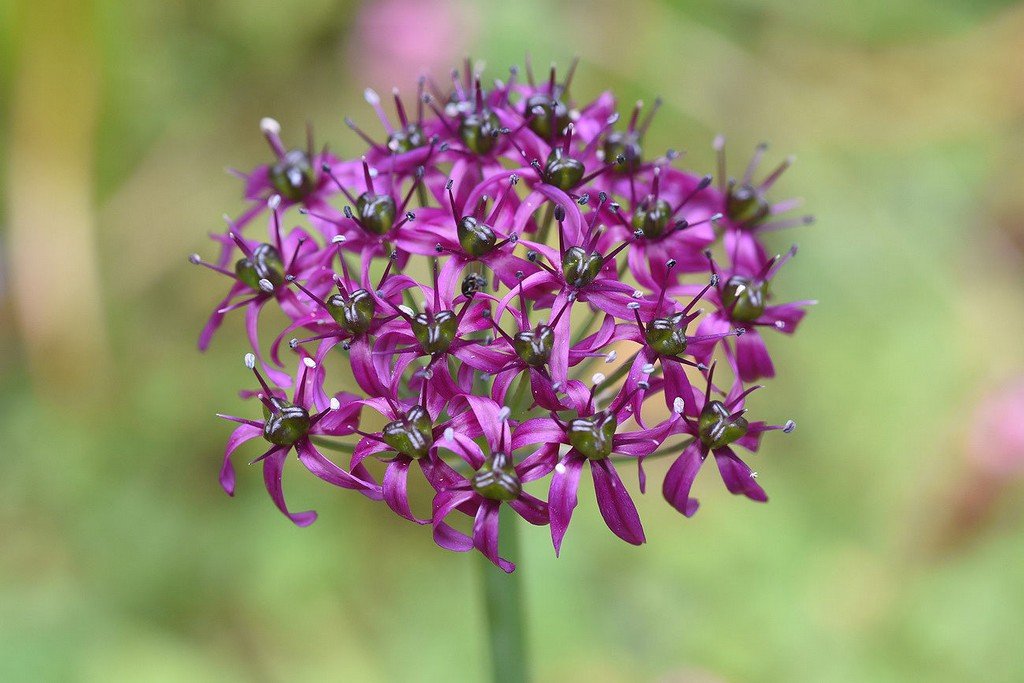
479, 506, 530, 683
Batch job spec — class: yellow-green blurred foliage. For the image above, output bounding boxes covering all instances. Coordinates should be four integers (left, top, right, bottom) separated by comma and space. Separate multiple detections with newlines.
2, 0, 1023, 681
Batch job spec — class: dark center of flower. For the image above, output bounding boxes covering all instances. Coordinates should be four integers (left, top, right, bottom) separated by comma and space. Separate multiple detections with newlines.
698, 400, 748, 451
512, 325, 554, 367
326, 288, 376, 335
544, 148, 585, 191
262, 398, 311, 447
387, 124, 425, 154
721, 276, 767, 322
269, 149, 317, 201
461, 273, 488, 298
631, 197, 673, 240
457, 216, 497, 257
235, 243, 285, 292
356, 192, 397, 235
411, 310, 458, 355
471, 451, 522, 501
561, 246, 603, 289
725, 181, 771, 226
567, 411, 617, 460
459, 110, 501, 155
645, 317, 688, 357
604, 130, 642, 174
382, 405, 434, 459
524, 94, 569, 139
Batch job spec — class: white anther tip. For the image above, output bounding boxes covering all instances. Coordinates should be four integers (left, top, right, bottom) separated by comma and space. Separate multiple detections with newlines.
267, 194, 282, 210
329, 397, 341, 410
303, 357, 317, 368
605, 350, 617, 363
673, 397, 686, 414
444, 427, 455, 441
363, 88, 380, 104
591, 373, 606, 385
258, 278, 275, 292
498, 406, 512, 422
331, 235, 347, 244
642, 363, 656, 375
259, 117, 281, 135
243, 353, 256, 369
188, 253, 201, 264
783, 420, 796, 433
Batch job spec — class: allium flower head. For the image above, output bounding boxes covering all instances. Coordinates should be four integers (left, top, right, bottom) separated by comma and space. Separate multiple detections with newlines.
193, 58, 814, 571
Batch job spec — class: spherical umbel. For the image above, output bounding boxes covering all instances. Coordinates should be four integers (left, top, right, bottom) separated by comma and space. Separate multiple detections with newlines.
698, 400, 748, 450
721, 276, 767, 322
567, 411, 617, 460
269, 149, 317, 201
382, 405, 434, 459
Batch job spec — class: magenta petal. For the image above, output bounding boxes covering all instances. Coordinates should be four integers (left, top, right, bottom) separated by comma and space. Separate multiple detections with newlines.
713, 447, 768, 502
663, 443, 703, 517
296, 440, 382, 500
262, 448, 318, 527
511, 417, 565, 451
383, 458, 429, 524
199, 282, 246, 351
431, 488, 477, 552
473, 500, 515, 573
220, 423, 262, 495
548, 453, 585, 556
735, 329, 775, 382
508, 492, 549, 526
590, 459, 646, 545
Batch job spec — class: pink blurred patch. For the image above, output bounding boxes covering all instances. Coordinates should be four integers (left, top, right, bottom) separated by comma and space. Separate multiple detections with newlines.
967, 376, 1024, 476
349, 0, 480, 90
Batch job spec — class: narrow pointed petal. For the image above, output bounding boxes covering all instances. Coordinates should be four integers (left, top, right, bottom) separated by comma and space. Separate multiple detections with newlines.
591, 459, 646, 545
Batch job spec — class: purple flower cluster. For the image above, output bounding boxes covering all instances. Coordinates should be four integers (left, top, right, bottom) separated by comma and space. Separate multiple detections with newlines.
192, 61, 813, 571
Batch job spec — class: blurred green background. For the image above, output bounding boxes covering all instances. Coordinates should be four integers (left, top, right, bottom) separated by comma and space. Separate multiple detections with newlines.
2, 0, 1024, 681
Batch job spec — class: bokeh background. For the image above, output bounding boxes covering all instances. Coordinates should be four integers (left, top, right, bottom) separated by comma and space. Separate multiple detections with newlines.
2, 0, 1024, 681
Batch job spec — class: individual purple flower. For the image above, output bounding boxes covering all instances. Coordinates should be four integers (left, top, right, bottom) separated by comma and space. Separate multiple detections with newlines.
190, 203, 326, 382
346, 384, 483, 524
218, 354, 381, 526
311, 157, 436, 261
597, 166, 719, 287
347, 83, 446, 176
713, 137, 815, 266
431, 398, 550, 572
514, 379, 671, 554
425, 174, 535, 299
691, 245, 813, 382
662, 363, 794, 517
